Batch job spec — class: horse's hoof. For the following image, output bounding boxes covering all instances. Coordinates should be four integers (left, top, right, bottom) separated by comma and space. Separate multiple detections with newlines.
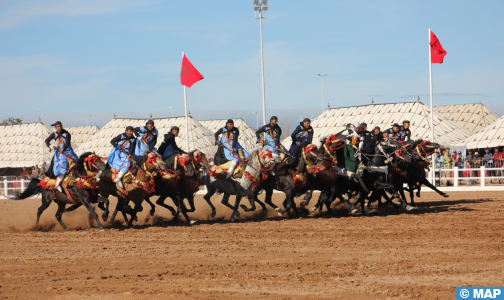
274, 208, 281, 212
406, 205, 415, 211
149, 209, 155, 216
400, 202, 407, 209
300, 201, 308, 207
342, 194, 349, 201
102, 213, 109, 222
443, 194, 449, 198
277, 212, 283, 217
99, 228, 106, 232
133, 215, 138, 222
235, 211, 241, 218
210, 211, 216, 218
392, 198, 403, 206
351, 208, 358, 214
416, 192, 421, 198
364, 207, 371, 214
189, 220, 197, 225
230, 217, 235, 222
309, 206, 317, 213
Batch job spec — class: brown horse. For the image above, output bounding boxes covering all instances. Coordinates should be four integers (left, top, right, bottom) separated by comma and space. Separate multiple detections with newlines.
10, 152, 109, 230
102, 152, 167, 227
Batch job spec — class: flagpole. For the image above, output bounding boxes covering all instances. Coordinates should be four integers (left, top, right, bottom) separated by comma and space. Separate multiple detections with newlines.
183, 51, 190, 152
429, 28, 435, 184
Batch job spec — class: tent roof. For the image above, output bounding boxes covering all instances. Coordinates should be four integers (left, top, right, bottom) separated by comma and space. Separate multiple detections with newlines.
76, 117, 217, 157
281, 102, 475, 148
434, 103, 498, 132
0, 122, 53, 168
65, 126, 100, 147
456, 114, 504, 149
198, 118, 261, 153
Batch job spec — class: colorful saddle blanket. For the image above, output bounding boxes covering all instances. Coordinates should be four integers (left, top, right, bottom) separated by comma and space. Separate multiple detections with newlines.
207, 161, 244, 179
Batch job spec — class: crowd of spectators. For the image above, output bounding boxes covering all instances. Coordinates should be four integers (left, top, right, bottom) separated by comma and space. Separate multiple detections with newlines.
20, 165, 45, 179
433, 147, 503, 185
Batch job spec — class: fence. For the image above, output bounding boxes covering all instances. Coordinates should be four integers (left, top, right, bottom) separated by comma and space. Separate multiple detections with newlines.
426, 165, 504, 188
0, 176, 38, 198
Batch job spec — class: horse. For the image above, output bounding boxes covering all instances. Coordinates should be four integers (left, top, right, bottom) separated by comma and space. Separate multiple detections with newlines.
9, 152, 109, 230
102, 152, 167, 227
143, 150, 210, 224
202, 148, 276, 222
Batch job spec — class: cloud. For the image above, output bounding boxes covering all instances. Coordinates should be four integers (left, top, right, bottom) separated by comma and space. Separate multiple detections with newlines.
0, 0, 158, 30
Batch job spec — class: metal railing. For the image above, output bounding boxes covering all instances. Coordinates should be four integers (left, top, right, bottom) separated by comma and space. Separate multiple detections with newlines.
0, 176, 39, 197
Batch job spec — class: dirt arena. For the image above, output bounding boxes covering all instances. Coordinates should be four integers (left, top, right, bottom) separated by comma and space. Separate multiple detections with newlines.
0, 191, 503, 299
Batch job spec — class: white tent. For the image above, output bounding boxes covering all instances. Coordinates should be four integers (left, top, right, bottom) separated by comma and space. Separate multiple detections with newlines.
434, 103, 498, 132
457, 115, 504, 149
282, 102, 475, 148
76, 117, 217, 157
65, 126, 100, 147
0, 122, 53, 168
198, 118, 261, 153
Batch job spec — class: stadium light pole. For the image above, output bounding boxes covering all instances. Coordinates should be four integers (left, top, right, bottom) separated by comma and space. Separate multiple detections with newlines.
254, 0, 268, 124
317, 74, 327, 114
86, 115, 91, 126
252, 111, 259, 129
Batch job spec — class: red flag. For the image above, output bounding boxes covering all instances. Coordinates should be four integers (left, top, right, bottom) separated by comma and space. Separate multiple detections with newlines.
430, 31, 447, 64
180, 54, 204, 88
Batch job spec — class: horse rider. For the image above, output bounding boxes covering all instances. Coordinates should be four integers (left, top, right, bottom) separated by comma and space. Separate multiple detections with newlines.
108, 126, 137, 189
360, 122, 371, 144
341, 121, 364, 178
385, 123, 401, 142
214, 119, 250, 179
256, 116, 287, 157
398, 120, 411, 142
289, 118, 313, 153
158, 126, 185, 160
44, 121, 79, 192
371, 126, 381, 137
364, 126, 383, 154
133, 120, 158, 161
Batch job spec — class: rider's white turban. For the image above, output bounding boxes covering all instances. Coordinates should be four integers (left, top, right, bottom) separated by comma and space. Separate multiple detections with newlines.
353, 121, 361, 128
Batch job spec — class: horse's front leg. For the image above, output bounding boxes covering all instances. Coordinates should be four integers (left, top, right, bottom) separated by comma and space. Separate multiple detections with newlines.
221, 193, 240, 218
230, 193, 243, 222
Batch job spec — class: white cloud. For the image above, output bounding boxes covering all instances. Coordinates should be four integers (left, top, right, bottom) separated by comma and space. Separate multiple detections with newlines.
0, 0, 158, 30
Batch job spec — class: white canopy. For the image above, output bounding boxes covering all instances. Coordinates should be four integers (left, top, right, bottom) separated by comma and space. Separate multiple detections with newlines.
434, 103, 498, 132
282, 101, 475, 148
65, 126, 100, 147
76, 117, 217, 157
457, 114, 504, 149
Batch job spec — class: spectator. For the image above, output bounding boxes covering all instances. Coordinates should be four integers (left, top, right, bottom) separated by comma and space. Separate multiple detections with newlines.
40, 165, 46, 176
483, 148, 493, 182
443, 148, 453, 186
435, 151, 444, 169
492, 148, 502, 183
463, 158, 473, 185
466, 150, 477, 179
32, 165, 40, 177
456, 152, 464, 184
20, 167, 30, 178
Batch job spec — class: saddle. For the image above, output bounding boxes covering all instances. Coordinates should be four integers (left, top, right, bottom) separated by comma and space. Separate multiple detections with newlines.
207, 161, 244, 179
102, 167, 155, 194
38, 176, 74, 191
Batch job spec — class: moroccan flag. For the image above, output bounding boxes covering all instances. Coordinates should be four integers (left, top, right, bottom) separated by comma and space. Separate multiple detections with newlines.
180, 54, 204, 88
430, 31, 447, 64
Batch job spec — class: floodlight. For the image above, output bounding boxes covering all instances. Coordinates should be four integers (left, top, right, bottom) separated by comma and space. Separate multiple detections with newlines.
263, 6, 268, 11
253, 0, 259, 5
254, 6, 259, 11
263, 0, 268, 5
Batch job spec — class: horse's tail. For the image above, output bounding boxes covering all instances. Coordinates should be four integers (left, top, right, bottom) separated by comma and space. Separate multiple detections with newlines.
9, 178, 43, 200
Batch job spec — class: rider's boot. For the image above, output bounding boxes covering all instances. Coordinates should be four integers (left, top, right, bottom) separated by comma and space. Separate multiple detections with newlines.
114, 171, 126, 189
54, 174, 64, 193
226, 161, 237, 179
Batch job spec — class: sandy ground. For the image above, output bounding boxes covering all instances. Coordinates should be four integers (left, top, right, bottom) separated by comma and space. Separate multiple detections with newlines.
0, 191, 503, 299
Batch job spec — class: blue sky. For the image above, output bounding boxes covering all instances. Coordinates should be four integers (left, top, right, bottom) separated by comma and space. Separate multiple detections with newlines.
1, 0, 503, 127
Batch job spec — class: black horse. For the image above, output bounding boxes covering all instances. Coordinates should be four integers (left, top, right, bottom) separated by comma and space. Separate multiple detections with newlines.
9, 152, 109, 230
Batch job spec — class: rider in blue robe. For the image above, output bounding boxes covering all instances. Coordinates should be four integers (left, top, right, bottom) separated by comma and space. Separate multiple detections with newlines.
44, 121, 78, 192
399, 120, 411, 142
133, 120, 158, 161
289, 118, 313, 153
384, 123, 402, 142
158, 126, 185, 160
256, 116, 288, 157
214, 119, 250, 179
108, 126, 137, 188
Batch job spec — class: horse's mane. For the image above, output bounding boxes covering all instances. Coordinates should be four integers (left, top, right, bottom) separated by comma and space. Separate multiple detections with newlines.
75, 152, 94, 176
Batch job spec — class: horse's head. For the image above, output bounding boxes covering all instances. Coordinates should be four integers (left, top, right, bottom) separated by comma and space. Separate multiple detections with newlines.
144, 152, 167, 172
192, 150, 210, 170
258, 147, 275, 166
303, 144, 323, 164
394, 147, 412, 163
176, 153, 194, 176
410, 139, 438, 161
82, 152, 107, 172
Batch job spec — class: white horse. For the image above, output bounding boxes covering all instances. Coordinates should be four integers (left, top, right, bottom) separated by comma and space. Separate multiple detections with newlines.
203, 148, 277, 222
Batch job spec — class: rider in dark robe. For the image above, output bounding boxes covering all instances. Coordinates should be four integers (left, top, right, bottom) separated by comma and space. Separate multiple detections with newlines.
133, 120, 158, 161
289, 118, 313, 153
44, 121, 78, 192
384, 123, 401, 142
214, 119, 250, 179
108, 126, 137, 188
398, 120, 411, 142
158, 126, 184, 160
